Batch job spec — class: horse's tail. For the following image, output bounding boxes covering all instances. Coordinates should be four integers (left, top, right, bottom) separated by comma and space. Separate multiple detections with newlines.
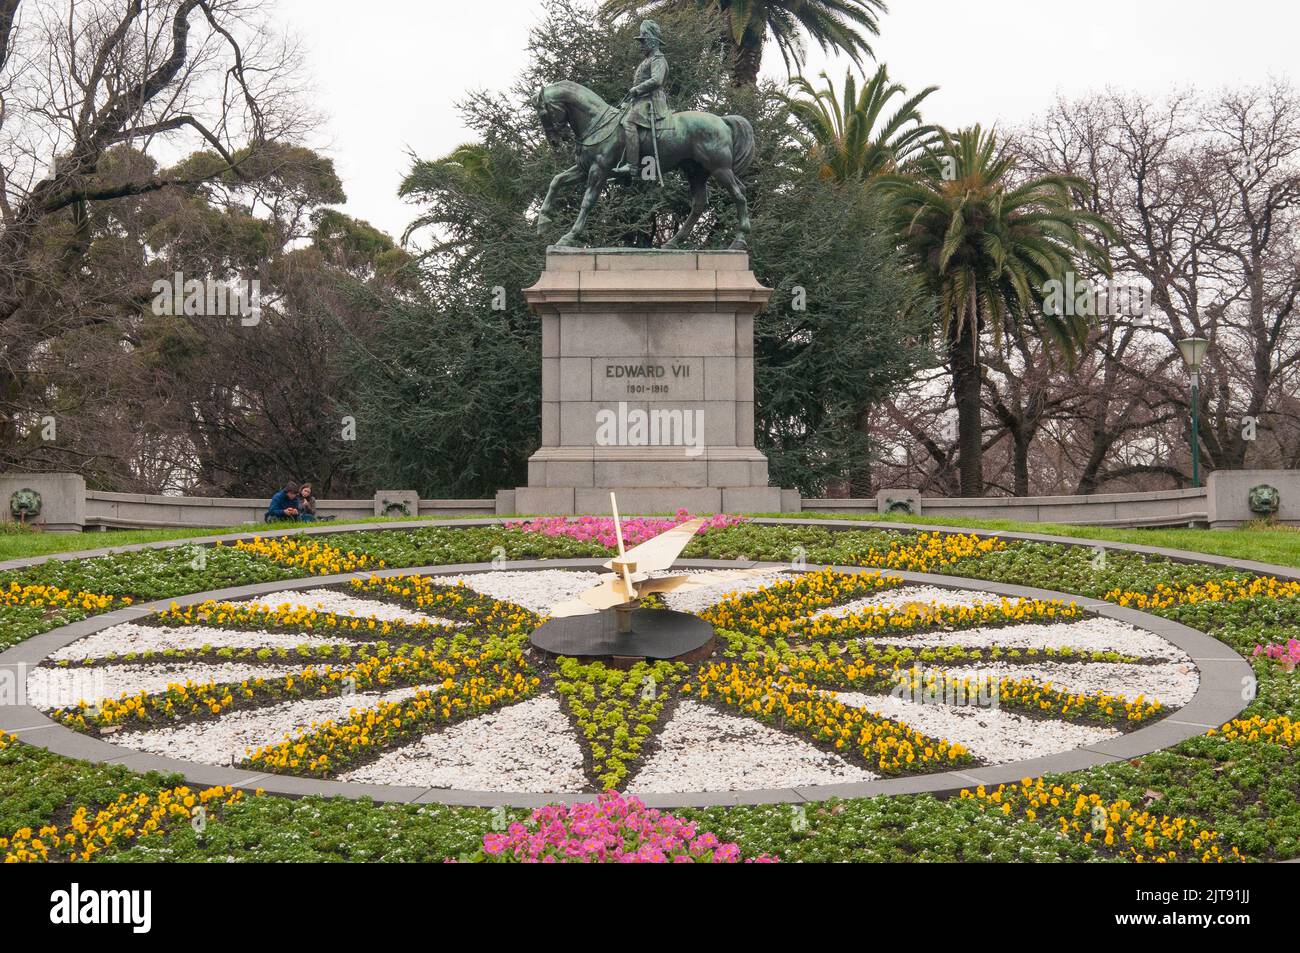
724, 115, 755, 174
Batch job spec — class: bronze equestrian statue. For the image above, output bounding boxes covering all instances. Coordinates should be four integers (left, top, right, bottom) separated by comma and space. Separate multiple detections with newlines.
535, 19, 755, 250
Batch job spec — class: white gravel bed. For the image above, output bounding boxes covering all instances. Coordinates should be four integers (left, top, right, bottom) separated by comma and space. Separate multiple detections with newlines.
26, 662, 301, 710
451, 570, 603, 614
113, 686, 428, 767
628, 700, 876, 792
937, 661, 1198, 706
866, 616, 1189, 660
811, 585, 1005, 620
454, 567, 794, 616
50, 623, 362, 662
662, 569, 793, 613
834, 691, 1120, 765
226, 589, 456, 626
338, 695, 587, 792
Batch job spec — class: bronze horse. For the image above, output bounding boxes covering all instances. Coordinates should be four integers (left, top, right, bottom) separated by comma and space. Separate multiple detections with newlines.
535, 80, 755, 249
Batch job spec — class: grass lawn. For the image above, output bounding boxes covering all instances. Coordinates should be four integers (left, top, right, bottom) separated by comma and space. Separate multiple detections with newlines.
4, 509, 1300, 568
0, 514, 442, 561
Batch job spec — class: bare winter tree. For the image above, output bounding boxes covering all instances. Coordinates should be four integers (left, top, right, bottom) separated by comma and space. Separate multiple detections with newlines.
870, 82, 1300, 500
1018, 81, 1300, 488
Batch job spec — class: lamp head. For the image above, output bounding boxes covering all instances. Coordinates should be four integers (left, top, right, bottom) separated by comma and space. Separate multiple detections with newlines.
1177, 336, 1210, 371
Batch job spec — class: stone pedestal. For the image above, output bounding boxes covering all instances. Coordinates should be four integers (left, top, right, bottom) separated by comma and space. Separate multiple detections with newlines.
507, 248, 790, 515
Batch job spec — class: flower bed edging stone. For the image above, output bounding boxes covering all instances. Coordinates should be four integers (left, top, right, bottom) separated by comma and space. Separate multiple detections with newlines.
0, 558, 1254, 808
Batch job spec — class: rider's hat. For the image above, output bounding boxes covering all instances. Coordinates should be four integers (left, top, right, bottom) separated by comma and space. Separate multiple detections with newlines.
638, 19, 661, 44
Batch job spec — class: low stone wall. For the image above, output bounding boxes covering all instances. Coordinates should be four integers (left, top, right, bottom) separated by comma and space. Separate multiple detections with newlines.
0, 478, 494, 531
84, 491, 369, 528
2, 470, 1297, 530
806, 485, 1213, 528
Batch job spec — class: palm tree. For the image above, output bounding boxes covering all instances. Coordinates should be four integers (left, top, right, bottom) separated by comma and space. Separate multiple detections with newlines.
785, 65, 939, 183
602, 0, 888, 87
783, 64, 936, 496
875, 126, 1114, 496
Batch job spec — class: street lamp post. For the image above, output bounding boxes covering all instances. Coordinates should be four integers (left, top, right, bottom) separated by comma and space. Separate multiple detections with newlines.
1177, 337, 1210, 488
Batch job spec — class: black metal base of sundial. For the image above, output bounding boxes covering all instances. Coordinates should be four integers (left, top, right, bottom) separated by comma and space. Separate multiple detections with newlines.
530, 608, 716, 669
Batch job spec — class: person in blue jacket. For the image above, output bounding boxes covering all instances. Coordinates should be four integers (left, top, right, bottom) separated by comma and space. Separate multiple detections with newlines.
266, 481, 313, 521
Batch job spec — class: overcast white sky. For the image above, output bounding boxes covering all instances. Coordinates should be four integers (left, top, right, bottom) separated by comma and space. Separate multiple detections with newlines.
276, 0, 1299, 242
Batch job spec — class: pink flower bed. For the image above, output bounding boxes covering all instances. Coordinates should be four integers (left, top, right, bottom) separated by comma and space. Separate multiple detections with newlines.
1254, 639, 1300, 670
506, 508, 745, 549
469, 792, 778, 863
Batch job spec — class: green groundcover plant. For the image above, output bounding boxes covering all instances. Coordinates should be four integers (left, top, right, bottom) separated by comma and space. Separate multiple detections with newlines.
1, 520, 1298, 862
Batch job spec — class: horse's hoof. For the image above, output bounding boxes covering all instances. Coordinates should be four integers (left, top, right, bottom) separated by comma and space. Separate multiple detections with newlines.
729, 238, 748, 251
555, 233, 580, 247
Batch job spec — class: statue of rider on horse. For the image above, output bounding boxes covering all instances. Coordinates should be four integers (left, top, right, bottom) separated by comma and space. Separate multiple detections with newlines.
612, 19, 669, 183
535, 19, 755, 250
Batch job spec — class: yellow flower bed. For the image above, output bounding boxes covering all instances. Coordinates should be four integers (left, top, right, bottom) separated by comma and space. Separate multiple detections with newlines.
2, 785, 246, 863
682, 660, 970, 775
1207, 714, 1299, 747
801, 597, 1081, 641
781, 653, 898, 687
157, 598, 449, 636
1105, 575, 1300, 609
349, 574, 536, 625
855, 532, 1007, 573
959, 778, 1239, 863
234, 536, 378, 575
780, 656, 1163, 724
0, 731, 13, 750
2, 581, 125, 612
986, 676, 1161, 723
52, 642, 486, 730
156, 582, 535, 647
700, 568, 904, 632
244, 656, 539, 776
702, 569, 1080, 641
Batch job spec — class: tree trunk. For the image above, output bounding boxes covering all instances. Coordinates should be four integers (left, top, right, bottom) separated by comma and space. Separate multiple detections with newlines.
1012, 431, 1030, 497
949, 329, 984, 496
849, 407, 873, 497
1074, 440, 1108, 494
730, 36, 763, 87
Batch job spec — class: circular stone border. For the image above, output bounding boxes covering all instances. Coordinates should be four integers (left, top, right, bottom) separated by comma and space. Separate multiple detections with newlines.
0, 558, 1255, 808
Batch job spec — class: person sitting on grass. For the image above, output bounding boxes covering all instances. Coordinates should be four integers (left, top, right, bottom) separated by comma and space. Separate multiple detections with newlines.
298, 482, 334, 521
265, 481, 314, 522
